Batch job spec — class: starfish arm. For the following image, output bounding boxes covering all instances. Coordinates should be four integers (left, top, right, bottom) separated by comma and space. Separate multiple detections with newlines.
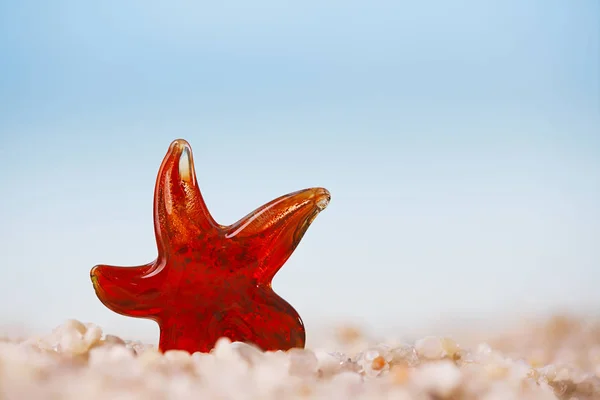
225, 187, 330, 284
158, 286, 305, 353
90, 261, 165, 318
154, 139, 218, 255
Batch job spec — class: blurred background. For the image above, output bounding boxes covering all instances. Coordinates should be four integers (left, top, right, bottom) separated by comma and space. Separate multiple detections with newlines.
0, 1, 598, 343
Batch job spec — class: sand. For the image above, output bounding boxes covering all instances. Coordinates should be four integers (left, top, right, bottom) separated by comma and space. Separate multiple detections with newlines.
1, 315, 599, 399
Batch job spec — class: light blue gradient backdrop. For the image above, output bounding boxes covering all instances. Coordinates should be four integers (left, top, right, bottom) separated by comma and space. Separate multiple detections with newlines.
0, 1, 598, 341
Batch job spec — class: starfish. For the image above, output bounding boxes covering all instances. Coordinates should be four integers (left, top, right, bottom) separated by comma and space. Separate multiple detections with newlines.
90, 139, 330, 354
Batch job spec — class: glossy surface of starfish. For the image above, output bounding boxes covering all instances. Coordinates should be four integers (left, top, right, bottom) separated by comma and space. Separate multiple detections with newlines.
91, 139, 330, 354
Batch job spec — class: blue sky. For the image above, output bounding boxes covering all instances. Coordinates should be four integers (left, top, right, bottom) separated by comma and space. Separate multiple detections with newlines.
0, 0, 598, 342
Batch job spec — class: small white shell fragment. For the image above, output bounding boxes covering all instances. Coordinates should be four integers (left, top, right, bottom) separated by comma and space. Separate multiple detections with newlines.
314, 350, 345, 376
411, 360, 462, 397
231, 341, 264, 366
163, 349, 192, 365
83, 324, 103, 347
414, 336, 446, 360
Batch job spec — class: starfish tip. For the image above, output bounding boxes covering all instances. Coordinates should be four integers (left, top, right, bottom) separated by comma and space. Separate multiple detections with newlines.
312, 187, 331, 211
170, 138, 191, 148
90, 265, 100, 283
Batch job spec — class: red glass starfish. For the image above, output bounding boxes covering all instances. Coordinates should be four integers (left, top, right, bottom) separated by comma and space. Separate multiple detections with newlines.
90, 139, 330, 354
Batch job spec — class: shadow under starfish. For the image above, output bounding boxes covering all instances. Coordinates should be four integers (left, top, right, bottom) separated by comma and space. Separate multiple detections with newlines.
90, 139, 330, 354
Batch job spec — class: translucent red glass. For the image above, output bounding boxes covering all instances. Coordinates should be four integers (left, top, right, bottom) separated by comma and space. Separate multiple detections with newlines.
91, 139, 330, 354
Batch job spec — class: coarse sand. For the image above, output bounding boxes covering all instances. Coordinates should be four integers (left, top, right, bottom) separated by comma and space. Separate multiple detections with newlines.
1, 315, 599, 399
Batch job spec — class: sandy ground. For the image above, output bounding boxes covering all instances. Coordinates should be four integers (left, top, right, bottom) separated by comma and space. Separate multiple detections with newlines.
1, 315, 599, 399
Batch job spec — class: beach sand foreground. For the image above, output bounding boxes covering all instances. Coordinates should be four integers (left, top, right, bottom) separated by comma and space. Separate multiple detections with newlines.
0, 315, 598, 399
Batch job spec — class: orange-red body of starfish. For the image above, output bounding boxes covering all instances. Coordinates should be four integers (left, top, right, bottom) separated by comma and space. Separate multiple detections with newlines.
90, 139, 330, 354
